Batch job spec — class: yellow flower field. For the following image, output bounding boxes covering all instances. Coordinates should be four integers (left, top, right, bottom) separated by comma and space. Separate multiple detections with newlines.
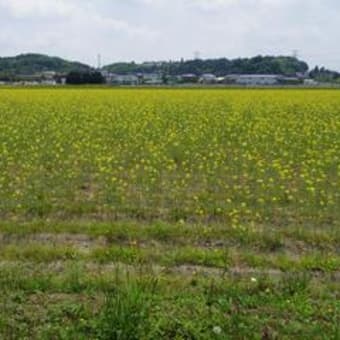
0, 89, 339, 226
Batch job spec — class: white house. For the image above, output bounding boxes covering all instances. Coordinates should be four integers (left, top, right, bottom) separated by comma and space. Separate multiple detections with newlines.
199, 73, 217, 84
111, 74, 139, 85
304, 79, 318, 86
178, 74, 198, 83
142, 73, 163, 85
234, 74, 280, 86
41, 71, 57, 79
101, 70, 116, 84
41, 79, 57, 86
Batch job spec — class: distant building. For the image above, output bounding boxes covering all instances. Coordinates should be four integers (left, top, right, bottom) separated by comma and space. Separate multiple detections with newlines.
304, 79, 318, 86
199, 73, 217, 84
278, 77, 303, 85
101, 70, 116, 84
237, 75, 279, 85
223, 74, 279, 86
296, 72, 309, 79
223, 74, 239, 84
111, 74, 139, 85
178, 74, 198, 83
41, 79, 57, 86
142, 73, 163, 85
39, 71, 57, 85
216, 77, 226, 84
16, 81, 40, 86
41, 71, 57, 80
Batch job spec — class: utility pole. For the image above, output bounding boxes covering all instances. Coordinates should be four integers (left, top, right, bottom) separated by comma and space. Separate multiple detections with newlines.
292, 50, 299, 59
97, 54, 102, 70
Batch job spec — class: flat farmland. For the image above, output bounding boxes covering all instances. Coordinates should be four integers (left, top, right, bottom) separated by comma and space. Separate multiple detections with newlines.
0, 89, 339, 339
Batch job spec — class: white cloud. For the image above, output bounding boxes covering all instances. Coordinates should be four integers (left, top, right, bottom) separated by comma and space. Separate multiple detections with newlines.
0, 0, 339, 69
0, 0, 157, 39
188, 0, 240, 10
0, 0, 159, 61
88, 13, 159, 40
0, 0, 75, 17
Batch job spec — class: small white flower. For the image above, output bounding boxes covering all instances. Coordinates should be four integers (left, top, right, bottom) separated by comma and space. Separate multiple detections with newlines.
213, 326, 222, 335
251, 277, 257, 283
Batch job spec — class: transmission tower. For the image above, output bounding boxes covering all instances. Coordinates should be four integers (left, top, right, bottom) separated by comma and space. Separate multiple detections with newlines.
97, 54, 102, 69
194, 51, 201, 60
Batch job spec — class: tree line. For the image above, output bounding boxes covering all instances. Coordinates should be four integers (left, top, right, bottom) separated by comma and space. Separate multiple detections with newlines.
2, 53, 340, 84
66, 71, 105, 84
103, 56, 309, 76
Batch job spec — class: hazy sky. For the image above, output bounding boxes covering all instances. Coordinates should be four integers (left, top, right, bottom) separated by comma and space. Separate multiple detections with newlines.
0, 0, 339, 69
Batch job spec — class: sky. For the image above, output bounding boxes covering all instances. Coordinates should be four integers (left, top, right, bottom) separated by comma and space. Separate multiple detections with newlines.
0, 0, 339, 70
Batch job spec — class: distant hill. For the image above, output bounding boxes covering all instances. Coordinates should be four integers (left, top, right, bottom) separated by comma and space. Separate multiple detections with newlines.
103, 56, 309, 76
0, 54, 312, 81
0, 53, 91, 77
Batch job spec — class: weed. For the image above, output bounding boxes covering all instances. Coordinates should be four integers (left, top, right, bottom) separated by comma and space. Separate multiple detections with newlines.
92, 273, 158, 339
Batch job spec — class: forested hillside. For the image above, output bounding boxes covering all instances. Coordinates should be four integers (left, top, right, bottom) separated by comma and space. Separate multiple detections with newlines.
0, 53, 90, 77
103, 56, 309, 76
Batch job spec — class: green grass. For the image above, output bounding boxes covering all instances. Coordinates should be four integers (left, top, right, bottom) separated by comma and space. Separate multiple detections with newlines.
0, 264, 338, 339
0, 219, 338, 338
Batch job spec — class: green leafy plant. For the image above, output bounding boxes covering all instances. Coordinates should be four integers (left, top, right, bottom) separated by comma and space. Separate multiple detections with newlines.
93, 273, 158, 340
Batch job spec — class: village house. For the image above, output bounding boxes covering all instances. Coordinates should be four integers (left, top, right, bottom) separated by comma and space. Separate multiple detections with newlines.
304, 78, 318, 86
111, 74, 139, 85
101, 70, 116, 83
199, 73, 217, 84
233, 74, 280, 86
178, 74, 198, 83
142, 73, 163, 85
